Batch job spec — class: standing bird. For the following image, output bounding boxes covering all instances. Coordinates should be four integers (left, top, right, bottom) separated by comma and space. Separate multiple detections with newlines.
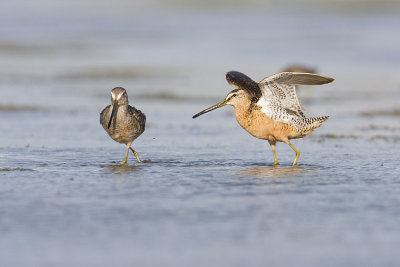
192, 71, 334, 165
100, 87, 146, 164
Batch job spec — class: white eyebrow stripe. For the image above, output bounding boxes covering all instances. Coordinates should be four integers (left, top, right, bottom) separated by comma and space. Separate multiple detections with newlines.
117, 92, 124, 100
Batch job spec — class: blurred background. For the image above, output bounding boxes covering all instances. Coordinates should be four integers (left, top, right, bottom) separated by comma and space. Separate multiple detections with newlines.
1, 0, 399, 111
1, 0, 400, 266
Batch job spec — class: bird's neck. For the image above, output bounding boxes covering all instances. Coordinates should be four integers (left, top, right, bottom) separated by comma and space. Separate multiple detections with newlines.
115, 104, 128, 116
232, 98, 255, 127
232, 98, 252, 116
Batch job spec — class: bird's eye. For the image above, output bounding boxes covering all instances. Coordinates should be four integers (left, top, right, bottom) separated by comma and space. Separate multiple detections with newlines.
232, 94, 237, 97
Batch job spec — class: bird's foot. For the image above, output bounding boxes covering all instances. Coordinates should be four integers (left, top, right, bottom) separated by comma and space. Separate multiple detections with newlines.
129, 148, 141, 163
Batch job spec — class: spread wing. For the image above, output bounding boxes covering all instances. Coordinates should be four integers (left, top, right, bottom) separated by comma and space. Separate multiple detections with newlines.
226, 71, 262, 101
257, 72, 334, 122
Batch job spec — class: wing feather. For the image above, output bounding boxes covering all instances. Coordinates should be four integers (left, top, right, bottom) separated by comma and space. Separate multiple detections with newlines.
268, 72, 334, 85
226, 71, 262, 101
257, 72, 333, 126
258, 72, 333, 110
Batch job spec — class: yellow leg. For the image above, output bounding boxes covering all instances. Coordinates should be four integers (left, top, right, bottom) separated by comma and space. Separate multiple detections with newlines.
268, 141, 279, 165
129, 147, 141, 163
272, 149, 279, 166
287, 142, 300, 166
121, 146, 129, 165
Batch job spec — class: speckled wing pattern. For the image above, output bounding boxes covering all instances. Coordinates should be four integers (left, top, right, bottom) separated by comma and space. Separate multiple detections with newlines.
100, 105, 111, 127
257, 72, 333, 130
127, 105, 146, 138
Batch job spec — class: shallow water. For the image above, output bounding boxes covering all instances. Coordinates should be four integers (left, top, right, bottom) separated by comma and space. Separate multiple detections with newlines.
1, 1, 400, 266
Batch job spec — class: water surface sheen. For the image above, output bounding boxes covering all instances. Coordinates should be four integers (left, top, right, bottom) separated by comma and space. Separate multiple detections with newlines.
1, 107, 400, 267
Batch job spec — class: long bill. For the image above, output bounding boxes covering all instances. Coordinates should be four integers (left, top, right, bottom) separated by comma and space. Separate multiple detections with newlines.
107, 102, 118, 128
192, 99, 227, 119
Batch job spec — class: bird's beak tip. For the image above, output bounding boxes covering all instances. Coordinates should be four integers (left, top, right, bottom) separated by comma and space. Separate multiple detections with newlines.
192, 100, 227, 119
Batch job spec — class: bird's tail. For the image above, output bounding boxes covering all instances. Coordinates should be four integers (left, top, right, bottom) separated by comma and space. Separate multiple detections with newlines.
302, 116, 329, 134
